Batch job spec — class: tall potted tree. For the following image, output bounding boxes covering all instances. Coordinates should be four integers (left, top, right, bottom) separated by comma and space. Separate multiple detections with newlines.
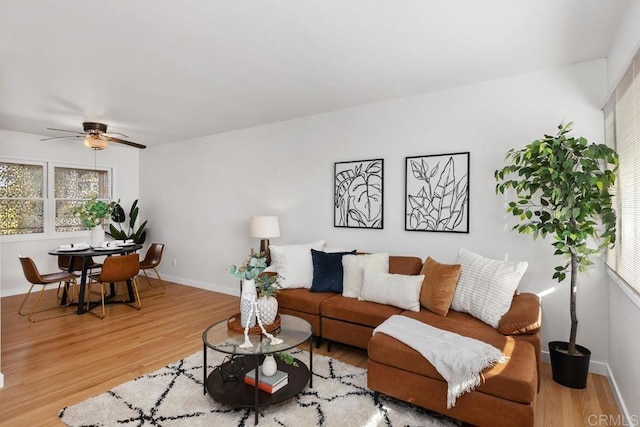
495, 122, 618, 388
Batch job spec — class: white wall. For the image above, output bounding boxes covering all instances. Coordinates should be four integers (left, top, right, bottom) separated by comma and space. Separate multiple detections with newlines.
605, 2, 640, 421
0, 129, 140, 296
141, 60, 611, 367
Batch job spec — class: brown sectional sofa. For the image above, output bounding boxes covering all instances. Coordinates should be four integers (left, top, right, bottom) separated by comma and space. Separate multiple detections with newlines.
275, 254, 541, 427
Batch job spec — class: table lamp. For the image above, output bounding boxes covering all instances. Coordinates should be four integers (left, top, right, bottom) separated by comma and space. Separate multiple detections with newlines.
249, 216, 280, 265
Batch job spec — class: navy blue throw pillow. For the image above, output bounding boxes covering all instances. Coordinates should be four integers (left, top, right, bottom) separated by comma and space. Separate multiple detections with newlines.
310, 249, 356, 293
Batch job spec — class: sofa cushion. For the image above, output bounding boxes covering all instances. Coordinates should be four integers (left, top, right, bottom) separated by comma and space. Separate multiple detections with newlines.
419, 257, 461, 316
276, 288, 337, 315
342, 253, 389, 298
370, 308, 537, 404
497, 293, 541, 335
310, 249, 356, 293
451, 248, 527, 328
368, 329, 536, 405
267, 240, 325, 289
359, 268, 423, 312
389, 256, 423, 275
321, 295, 402, 327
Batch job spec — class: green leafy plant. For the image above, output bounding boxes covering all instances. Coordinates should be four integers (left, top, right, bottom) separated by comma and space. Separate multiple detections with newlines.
275, 351, 299, 367
108, 199, 147, 244
227, 250, 281, 297
74, 195, 116, 229
495, 122, 618, 355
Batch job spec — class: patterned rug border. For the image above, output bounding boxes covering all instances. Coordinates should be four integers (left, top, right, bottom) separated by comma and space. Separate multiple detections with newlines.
59, 348, 460, 427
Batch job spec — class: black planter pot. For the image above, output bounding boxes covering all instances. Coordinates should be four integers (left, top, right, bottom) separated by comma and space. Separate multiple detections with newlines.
548, 341, 591, 389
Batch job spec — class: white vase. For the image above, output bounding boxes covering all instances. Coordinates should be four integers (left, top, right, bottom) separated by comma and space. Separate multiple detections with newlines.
261, 354, 278, 377
90, 226, 105, 247
240, 279, 257, 327
257, 296, 278, 324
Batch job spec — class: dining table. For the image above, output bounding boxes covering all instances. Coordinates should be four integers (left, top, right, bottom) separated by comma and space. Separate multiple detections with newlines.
48, 243, 143, 314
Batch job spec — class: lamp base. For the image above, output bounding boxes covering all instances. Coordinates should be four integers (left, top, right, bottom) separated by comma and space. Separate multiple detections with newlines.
260, 239, 271, 266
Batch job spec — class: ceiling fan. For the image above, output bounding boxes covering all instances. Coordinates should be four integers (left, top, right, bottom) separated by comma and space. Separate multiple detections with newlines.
41, 122, 146, 150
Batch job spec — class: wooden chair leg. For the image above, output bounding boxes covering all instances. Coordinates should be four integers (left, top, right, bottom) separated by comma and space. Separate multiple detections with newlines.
130, 277, 142, 310
19, 282, 77, 322
153, 268, 166, 291
17, 284, 37, 317
142, 268, 165, 293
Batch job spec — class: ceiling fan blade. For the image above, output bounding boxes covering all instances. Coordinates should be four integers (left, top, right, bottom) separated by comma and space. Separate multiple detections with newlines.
46, 127, 86, 135
41, 135, 84, 141
103, 132, 130, 139
103, 136, 147, 149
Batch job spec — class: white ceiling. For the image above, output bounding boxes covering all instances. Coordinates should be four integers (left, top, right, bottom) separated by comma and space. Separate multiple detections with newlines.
0, 0, 630, 148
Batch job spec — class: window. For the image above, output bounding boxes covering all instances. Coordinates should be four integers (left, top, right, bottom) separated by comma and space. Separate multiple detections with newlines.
54, 166, 110, 232
0, 161, 45, 235
0, 159, 112, 238
604, 50, 640, 295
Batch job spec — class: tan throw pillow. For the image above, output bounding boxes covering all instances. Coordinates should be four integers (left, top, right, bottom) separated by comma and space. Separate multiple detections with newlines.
419, 257, 461, 316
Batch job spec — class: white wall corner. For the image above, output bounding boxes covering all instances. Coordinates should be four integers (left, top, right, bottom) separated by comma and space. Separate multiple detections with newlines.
607, 365, 633, 426
0, 372, 4, 389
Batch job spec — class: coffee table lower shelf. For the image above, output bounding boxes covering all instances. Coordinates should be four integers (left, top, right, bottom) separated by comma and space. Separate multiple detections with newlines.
206, 355, 310, 424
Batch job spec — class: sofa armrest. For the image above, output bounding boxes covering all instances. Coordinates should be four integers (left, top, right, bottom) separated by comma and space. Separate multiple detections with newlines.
497, 293, 541, 335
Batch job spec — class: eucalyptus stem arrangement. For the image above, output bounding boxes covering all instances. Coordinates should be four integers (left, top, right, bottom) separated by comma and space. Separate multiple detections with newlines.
74, 196, 116, 229
227, 249, 282, 297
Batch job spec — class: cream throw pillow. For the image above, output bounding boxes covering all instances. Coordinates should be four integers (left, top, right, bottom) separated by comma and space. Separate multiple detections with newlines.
450, 248, 528, 328
341, 253, 389, 298
267, 240, 326, 289
358, 267, 424, 312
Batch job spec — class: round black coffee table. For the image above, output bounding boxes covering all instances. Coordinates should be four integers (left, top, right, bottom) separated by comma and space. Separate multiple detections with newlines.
202, 314, 313, 425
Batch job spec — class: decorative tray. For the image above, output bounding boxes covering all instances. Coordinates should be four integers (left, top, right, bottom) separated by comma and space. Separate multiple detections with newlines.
227, 313, 281, 335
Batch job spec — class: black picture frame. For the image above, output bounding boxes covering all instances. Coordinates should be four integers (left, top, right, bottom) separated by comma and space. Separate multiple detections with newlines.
405, 152, 469, 233
334, 159, 383, 229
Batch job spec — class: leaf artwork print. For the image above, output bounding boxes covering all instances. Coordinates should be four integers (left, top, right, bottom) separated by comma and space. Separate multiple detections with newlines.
405, 153, 469, 233
334, 159, 383, 229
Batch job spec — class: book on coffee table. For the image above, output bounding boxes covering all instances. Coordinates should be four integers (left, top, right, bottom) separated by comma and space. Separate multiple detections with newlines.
245, 369, 288, 394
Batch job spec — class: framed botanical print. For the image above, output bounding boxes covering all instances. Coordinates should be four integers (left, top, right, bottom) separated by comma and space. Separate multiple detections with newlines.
334, 159, 383, 229
405, 152, 469, 233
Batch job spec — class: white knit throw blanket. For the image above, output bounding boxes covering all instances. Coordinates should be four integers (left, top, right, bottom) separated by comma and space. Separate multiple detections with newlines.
373, 314, 506, 408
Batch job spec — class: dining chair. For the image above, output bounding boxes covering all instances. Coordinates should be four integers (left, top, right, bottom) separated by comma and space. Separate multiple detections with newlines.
58, 255, 102, 273
139, 243, 165, 293
87, 253, 141, 318
17, 256, 78, 322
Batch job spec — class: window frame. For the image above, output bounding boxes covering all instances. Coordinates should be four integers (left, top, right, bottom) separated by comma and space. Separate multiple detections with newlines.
603, 49, 640, 303
0, 157, 113, 242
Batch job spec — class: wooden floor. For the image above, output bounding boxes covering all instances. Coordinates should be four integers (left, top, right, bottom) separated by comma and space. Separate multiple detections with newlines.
0, 280, 620, 426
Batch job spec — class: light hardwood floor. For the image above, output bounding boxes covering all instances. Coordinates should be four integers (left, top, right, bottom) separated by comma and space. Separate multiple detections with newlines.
0, 280, 620, 426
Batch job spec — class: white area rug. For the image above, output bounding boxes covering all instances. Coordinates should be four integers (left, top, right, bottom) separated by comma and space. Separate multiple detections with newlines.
59, 349, 459, 426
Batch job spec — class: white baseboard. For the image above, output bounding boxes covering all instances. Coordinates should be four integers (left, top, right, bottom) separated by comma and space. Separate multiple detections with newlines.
541, 351, 631, 422
607, 366, 633, 426
160, 274, 239, 297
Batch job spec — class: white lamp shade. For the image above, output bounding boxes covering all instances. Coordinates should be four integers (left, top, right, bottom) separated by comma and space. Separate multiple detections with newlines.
249, 216, 280, 239
84, 136, 108, 150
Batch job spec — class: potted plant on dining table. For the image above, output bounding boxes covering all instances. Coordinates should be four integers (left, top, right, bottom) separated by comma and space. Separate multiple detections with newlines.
74, 195, 116, 247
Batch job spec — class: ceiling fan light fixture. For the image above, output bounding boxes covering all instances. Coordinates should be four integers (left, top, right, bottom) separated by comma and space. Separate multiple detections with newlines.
84, 135, 108, 150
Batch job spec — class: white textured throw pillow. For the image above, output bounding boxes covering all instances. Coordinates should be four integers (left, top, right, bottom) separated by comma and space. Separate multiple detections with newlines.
267, 240, 326, 289
341, 253, 389, 298
450, 248, 528, 328
358, 267, 423, 312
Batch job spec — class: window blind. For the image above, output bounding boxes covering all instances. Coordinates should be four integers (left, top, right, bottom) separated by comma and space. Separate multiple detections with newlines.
605, 51, 640, 294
